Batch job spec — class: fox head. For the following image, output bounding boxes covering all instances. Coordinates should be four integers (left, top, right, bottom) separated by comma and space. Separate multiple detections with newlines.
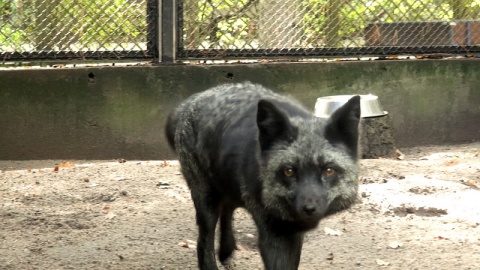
257, 96, 361, 230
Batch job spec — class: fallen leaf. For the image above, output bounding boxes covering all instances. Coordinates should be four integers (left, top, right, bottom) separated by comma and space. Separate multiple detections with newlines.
105, 212, 116, 219
376, 259, 390, 266
324, 227, 343, 236
178, 242, 187, 247
59, 161, 75, 168
388, 241, 402, 249
395, 149, 405, 160
102, 205, 110, 211
443, 158, 458, 166
157, 181, 170, 187
178, 241, 196, 249
460, 179, 479, 189
326, 252, 334, 260
52, 166, 59, 172
163, 160, 169, 167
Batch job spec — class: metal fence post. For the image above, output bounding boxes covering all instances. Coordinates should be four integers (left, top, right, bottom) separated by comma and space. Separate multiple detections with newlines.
147, 0, 160, 62
160, 0, 176, 63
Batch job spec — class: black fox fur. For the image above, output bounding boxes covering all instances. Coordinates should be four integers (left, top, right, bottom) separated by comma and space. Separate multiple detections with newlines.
166, 82, 361, 270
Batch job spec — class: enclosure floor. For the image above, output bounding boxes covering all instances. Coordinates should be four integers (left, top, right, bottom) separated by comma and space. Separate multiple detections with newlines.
1, 143, 480, 269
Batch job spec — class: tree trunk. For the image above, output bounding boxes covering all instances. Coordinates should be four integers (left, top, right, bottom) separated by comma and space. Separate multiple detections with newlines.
325, 0, 344, 47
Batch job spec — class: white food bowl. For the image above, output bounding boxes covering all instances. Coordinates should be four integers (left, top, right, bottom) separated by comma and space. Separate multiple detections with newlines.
315, 94, 388, 118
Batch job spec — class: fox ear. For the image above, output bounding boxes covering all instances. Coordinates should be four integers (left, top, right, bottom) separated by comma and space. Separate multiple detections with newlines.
257, 100, 296, 150
325, 96, 361, 156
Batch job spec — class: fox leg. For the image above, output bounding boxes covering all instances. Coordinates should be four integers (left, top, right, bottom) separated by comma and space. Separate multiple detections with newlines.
178, 159, 220, 269
218, 201, 237, 263
255, 218, 304, 270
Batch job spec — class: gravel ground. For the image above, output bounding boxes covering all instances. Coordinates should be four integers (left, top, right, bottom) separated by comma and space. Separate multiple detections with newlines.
1, 142, 480, 270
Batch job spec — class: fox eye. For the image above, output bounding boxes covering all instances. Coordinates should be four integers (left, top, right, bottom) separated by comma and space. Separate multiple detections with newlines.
283, 168, 296, 177
323, 167, 336, 177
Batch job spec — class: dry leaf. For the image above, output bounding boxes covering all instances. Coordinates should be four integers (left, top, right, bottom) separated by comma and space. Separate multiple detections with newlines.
388, 241, 402, 249
52, 166, 59, 172
102, 205, 110, 211
326, 252, 334, 260
376, 259, 390, 266
105, 212, 116, 220
395, 149, 405, 160
157, 181, 170, 186
178, 240, 196, 249
59, 161, 75, 168
460, 179, 479, 189
178, 242, 189, 248
443, 158, 459, 166
324, 227, 343, 236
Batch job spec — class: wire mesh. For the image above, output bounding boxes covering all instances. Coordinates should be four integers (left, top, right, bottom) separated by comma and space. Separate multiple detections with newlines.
1, 0, 480, 62
0, 0, 154, 61
177, 0, 480, 59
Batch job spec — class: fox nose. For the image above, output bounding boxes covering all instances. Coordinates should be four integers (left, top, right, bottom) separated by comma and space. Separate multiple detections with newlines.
303, 204, 316, 215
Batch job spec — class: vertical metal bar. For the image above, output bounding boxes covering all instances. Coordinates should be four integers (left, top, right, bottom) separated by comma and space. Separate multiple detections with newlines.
160, 0, 176, 63
147, 0, 160, 62
466, 21, 472, 46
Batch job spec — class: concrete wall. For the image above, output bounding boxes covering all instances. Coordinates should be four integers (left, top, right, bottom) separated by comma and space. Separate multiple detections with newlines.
1, 59, 479, 160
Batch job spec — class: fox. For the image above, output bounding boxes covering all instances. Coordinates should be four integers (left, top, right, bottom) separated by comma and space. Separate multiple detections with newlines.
165, 82, 361, 270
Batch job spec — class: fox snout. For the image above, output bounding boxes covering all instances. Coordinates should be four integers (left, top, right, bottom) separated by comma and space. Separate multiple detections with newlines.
296, 187, 328, 220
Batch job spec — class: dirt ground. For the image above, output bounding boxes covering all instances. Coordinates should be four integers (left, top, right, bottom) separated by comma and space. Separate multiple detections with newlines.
1, 142, 480, 270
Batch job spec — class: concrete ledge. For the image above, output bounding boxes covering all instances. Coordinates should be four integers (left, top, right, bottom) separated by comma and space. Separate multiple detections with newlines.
1, 59, 479, 160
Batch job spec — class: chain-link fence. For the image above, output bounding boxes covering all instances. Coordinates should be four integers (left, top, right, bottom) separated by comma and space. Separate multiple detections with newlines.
0, 0, 155, 61
178, 0, 480, 59
1, 0, 480, 62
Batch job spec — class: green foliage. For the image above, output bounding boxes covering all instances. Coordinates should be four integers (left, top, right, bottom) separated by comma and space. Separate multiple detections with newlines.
1, 0, 146, 52
300, 0, 463, 47
182, 0, 256, 49
1, 0, 480, 54
182, 0, 480, 49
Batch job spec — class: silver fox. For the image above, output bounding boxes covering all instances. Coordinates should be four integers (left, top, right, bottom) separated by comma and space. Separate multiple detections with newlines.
166, 82, 361, 270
